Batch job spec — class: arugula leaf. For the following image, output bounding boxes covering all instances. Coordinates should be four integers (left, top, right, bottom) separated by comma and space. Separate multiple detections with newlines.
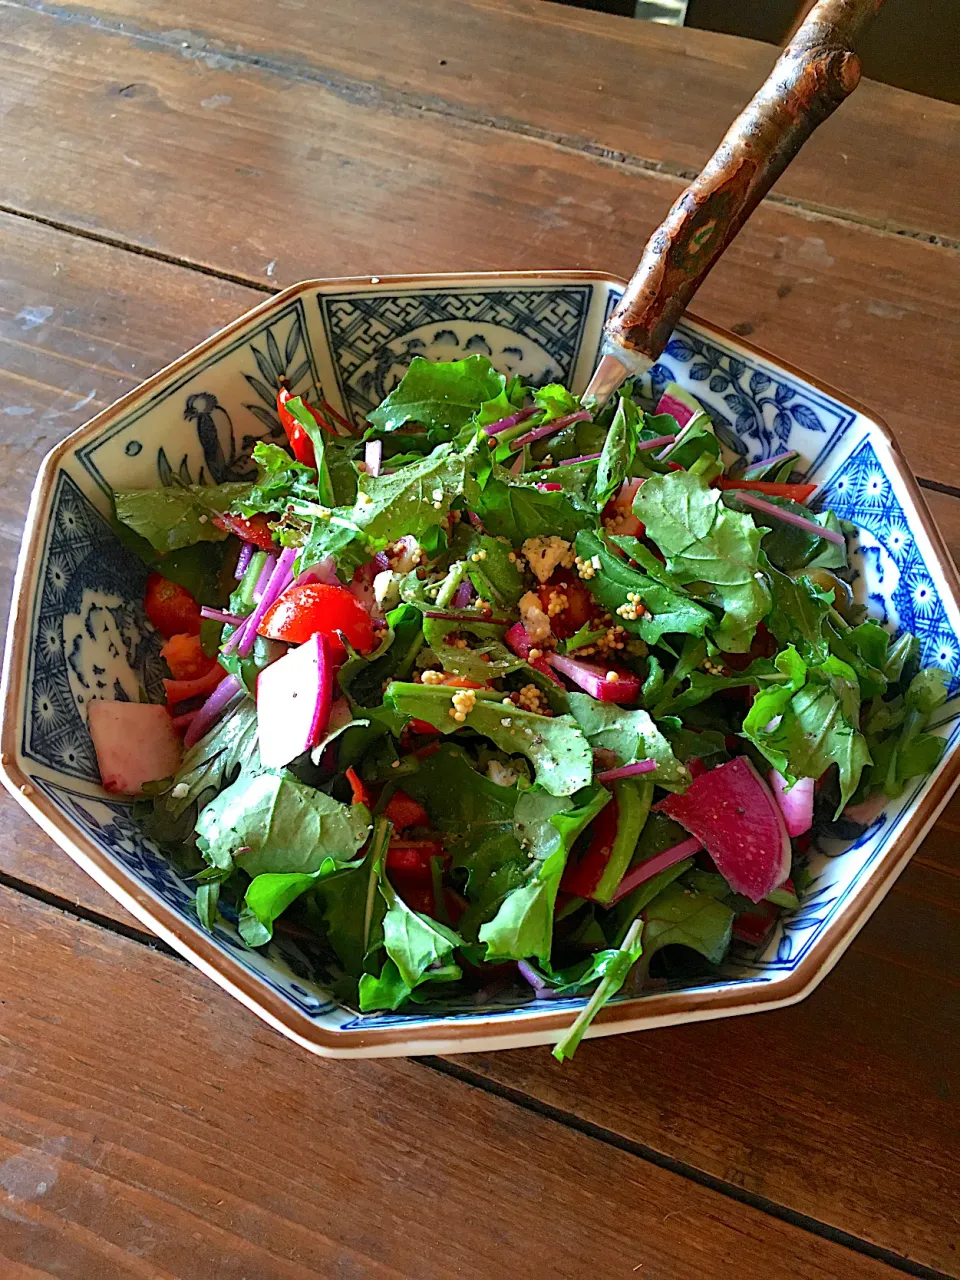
479, 786, 608, 963
115, 482, 252, 552
565, 692, 687, 791
575, 529, 712, 646
112, 518, 233, 604
552, 919, 644, 1063
367, 355, 505, 435
826, 618, 891, 699
754, 497, 848, 573
195, 769, 371, 876
384, 683, 593, 796
449, 528, 525, 607
351, 444, 465, 549
740, 646, 808, 735
534, 383, 580, 423
858, 666, 948, 801
337, 604, 425, 707
635, 470, 770, 652
315, 815, 391, 978
658, 417, 720, 471
764, 559, 833, 664
239, 865, 342, 946
422, 615, 525, 682
641, 881, 735, 965
152, 697, 259, 822
375, 877, 463, 990
593, 395, 638, 509
745, 654, 871, 813
231, 440, 318, 517
468, 474, 584, 544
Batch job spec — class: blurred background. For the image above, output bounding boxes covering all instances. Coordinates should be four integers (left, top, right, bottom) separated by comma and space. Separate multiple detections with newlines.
549, 0, 960, 104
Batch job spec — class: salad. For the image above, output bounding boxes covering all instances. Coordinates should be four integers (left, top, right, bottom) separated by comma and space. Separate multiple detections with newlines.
95, 356, 948, 1061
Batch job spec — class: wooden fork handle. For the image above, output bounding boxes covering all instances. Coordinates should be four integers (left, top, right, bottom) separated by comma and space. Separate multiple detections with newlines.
604, 0, 885, 364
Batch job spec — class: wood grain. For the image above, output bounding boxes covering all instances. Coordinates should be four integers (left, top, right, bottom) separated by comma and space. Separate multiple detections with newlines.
0, 884, 903, 1280
13, 0, 960, 243
0, 6, 958, 486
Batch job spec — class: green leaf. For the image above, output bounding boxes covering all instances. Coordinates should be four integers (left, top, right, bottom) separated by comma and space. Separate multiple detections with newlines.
115, 482, 252, 552
337, 604, 425, 707
367, 355, 505, 434
378, 877, 463, 989
746, 654, 871, 813
479, 786, 609, 963
350, 444, 465, 549
450, 528, 525, 607
384, 683, 593, 796
468, 474, 584, 544
316, 816, 391, 977
195, 769, 371, 876
552, 919, 644, 1063
641, 881, 735, 966
422, 615, 525, 683
574, 529, 713, 646
658, 417, 720, 470
635, 470, 771, 652
906, 666, 949, 715
358, 958, 412, 1011
239, 865, 341, 946
533, 383, 580, 423
740, 646, 808, 737
151, 697, 258, 823
753, 497, 848, 573
593, 395, 638, 509
231, 440, 318, 517
764, 560, 833, 664
565, 692, 688, 791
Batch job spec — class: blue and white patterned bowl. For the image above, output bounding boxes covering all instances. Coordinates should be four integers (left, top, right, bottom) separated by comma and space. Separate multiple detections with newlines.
4, 273, 959, 1058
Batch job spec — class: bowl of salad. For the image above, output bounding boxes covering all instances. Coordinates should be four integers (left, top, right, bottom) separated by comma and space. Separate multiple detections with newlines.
4, 272, 959, 1060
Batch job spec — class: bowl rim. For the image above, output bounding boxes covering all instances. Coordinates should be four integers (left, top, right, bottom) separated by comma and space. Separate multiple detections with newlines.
4, 270, 960, 1056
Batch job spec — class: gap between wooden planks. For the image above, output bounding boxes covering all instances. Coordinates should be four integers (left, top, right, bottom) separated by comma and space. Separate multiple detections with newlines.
0, 3, 958, 485
4, 0, 959, 245
0, 883, 923, 1280
0, 215, 958, 1273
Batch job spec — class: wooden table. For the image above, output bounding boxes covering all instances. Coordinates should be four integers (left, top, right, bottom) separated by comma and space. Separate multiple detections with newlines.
1, 2, 958, 1275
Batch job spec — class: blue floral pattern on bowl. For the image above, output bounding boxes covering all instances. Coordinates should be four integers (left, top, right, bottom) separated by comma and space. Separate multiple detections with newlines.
5, 273, 959, 1055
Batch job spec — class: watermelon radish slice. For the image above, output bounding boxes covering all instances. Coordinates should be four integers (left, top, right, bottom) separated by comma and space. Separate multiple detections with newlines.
768, 770, 814, 837
656, 756, 790, 903
504, 622, 564, 686
654, 383, 703, 428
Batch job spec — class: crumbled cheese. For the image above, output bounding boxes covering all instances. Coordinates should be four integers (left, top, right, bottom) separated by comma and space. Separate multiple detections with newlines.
198, 514, 208, 524
487, 759, 518, 787
389, 538, 422, 574
373, 570, 401, 611
171, 782, 190, 800
449, 687, 477, 723
518, 591, 551, 643
521, 535, 575, 584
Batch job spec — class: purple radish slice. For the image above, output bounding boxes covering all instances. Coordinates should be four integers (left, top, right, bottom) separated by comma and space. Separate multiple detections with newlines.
547, 652, 642, 704
768, 770, 814, 837
656, 755, 790, 903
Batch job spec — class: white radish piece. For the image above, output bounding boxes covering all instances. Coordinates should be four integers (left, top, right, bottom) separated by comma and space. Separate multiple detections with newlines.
89, 700, 182, 796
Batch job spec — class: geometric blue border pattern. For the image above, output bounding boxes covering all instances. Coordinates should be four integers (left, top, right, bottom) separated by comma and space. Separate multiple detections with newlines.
22, 472, 164, 781
318, 286, 591, 423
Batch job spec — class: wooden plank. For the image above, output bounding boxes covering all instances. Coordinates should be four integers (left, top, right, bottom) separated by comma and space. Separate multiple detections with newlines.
1, 194, 958, 1271
0, 885, 900, 1280
1, 7, 959, 487
12, 0, 960, 244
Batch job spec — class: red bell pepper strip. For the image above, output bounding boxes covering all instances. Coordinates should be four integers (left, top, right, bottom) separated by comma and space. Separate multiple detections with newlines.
384, 790, 431, 831
386, 840, 446, 882
716, 476, 817, 503
277, 385, 330, 467
345, 767, 371, 808
211, 510, 276, 551
560, 792, 619, 899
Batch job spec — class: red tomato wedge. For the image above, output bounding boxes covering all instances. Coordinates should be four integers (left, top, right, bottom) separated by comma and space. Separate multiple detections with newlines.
160, 632, 218, 681
258, 583, 377, 659
384, 790, 431, 831
211, 510, 276, 551
716, 477, 817, 503
145, 573, 201, 638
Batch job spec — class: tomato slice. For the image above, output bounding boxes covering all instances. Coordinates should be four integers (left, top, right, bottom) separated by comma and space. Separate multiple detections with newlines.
160, 632, 218, 681
258, 583, 377, 659
716, 477, 817, 503
384, 790, 431, 831
145, 573, 201, 638
212, 511, 276, 551
537, 571, 594, 640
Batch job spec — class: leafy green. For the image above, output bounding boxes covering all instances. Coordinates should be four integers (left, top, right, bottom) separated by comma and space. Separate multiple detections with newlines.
195, 769, 371, 875
565, 692, 688, 791
593, 394, 638, 509
151, 697, 258, 825
575, 529, 712, 646
468, 473, 584, 544
315, 816, 391, 978
764, 560, 833, 664
858, 666, 948, 800
533, 383, 580, 423
351, 445, 465, 548
745, 653, 871, 813
239, 866, 341, 946
479, 785, 609, 963
641, 881, 735, 965
751, 497, 847, 573
451, 529, 525, 607
115, 482, 252, 552
635, 470, 770, 652
359, 876, 463, 1010
384, 683, 593, 796
552, 918, 644, 1063
367, 355, 505, 435
338, 604, 425, 707
231, 440, 317, 517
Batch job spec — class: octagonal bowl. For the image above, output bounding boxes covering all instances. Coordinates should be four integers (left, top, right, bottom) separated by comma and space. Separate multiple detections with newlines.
3, 271, 960, 1058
